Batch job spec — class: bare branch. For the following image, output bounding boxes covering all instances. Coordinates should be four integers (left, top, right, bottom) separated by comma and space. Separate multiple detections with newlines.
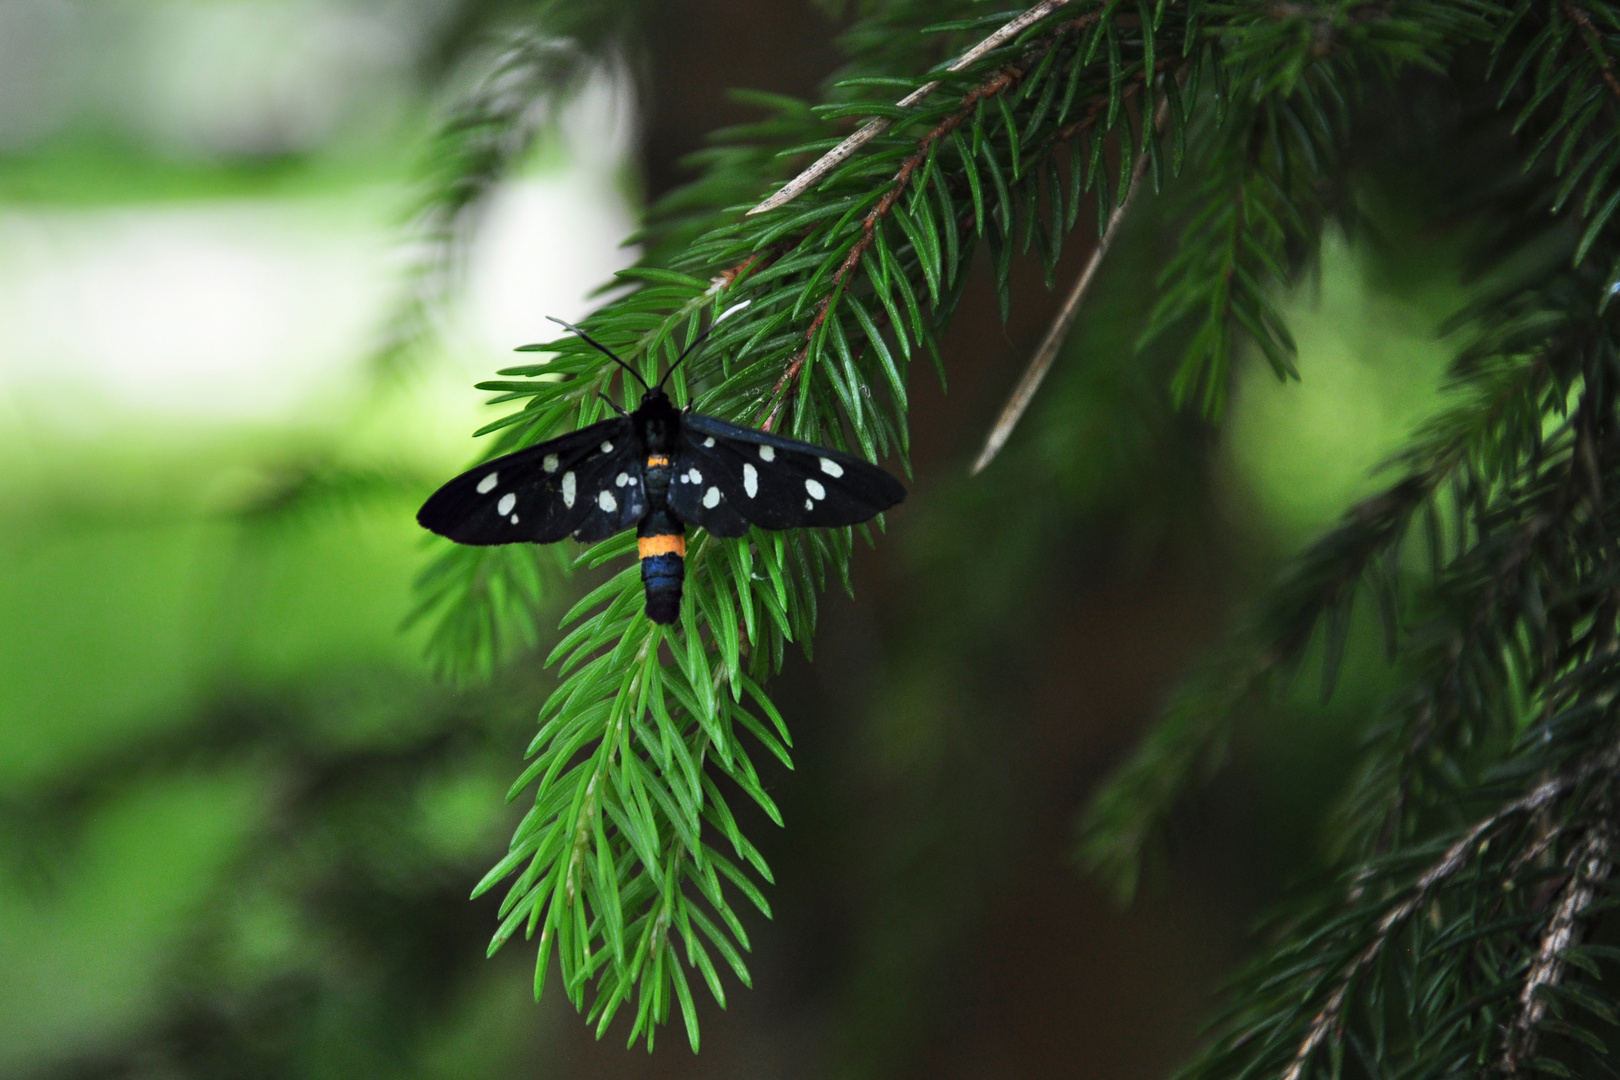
1501, 823, 1616, 1074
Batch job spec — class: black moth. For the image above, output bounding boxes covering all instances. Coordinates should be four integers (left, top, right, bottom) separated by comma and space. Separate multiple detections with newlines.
417, 308, 906, 625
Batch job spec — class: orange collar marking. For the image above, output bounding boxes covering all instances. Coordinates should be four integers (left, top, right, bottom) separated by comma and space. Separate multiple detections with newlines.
638, 534, 686, 558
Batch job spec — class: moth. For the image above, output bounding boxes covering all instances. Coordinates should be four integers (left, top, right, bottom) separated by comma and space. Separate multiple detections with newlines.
417, 309, 907, 625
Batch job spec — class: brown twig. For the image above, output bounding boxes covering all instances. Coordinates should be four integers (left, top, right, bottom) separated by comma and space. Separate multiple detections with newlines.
710, 237, 801, 296
711, 251, 765, 292
1500, 823, 1614, 1075
1564, 1, 1620, 101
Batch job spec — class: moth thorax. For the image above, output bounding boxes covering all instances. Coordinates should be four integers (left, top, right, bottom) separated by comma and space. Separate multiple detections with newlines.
642, 419, 672, 452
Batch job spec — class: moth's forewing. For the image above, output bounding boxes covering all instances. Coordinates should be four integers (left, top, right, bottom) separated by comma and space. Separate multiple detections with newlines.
675, 413, 905, 530
417, 417, 641, 544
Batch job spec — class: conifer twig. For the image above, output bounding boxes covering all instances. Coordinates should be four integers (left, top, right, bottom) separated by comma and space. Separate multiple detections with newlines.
971, 95, 1166, 474
1500, 824, 1614, 1074
1281, 739, 1620, 1080
758, 27, 1134, 433
1082, 348, 1559, 894
757, 49, 1066, 429
1562, 1, 1620, 101
746, 0, 1075, 217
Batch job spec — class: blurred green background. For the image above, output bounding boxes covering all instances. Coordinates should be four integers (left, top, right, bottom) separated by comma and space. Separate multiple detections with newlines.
0, 2, 1470, 1077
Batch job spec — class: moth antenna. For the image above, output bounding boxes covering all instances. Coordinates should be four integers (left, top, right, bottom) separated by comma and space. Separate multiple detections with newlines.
657, 299, 751, 391
547, 316, 649, 391
598, 392, 629, 417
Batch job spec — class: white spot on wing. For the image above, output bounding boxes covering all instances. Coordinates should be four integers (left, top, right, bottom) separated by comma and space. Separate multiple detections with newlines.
805, 478, 826, 500
600, 441, 614, 453
510, 514, 519, 524
543, 454, 559, 473
615, 472, 629, 487
599, 490, 617, 512
703, 486, 721, 509
703, 437, 715, 448
805, 498, 814, 510
497, 493, 516, 516
477, 472, 499, 494
819, 457, 843, 478
743, 463, 758, 498
758, 445, 775, 462
562, 472, 576, 508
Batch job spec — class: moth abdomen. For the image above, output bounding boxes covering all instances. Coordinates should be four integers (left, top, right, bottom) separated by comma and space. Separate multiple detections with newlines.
637, 513, 686, 625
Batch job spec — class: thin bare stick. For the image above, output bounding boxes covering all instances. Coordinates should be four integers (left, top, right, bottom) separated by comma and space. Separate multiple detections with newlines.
1500, 825, 1613, 1074
746, 0, 1072, 217
970, 106, 1160, 475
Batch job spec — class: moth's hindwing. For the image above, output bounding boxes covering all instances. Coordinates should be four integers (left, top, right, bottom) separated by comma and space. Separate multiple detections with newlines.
672, 413, 906, 531
417, 417, 645, 545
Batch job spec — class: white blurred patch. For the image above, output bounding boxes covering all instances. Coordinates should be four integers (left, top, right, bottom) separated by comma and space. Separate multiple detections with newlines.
459, 171, 637, 364
0, 198, 393, 421
132, 0, 414, 159
455, 68, 639, 362
0, 71, 639, 426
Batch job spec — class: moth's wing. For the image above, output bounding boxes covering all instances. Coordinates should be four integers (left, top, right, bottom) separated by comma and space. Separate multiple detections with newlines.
417, 418, 644, 545
566, 437, 650, 542
667, 432, 751, 537
675, 413, 906, 531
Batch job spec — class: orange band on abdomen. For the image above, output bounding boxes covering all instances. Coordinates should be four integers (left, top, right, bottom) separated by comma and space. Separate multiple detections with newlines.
638, 534, 686, 558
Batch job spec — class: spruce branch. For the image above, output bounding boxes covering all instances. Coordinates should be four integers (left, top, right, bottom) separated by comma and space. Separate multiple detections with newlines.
758, 8, 1123, 432
746, 0, 1083, 216
1282, 744, 1620, 1080
409, 0, 1551, 1054
1080, 341, 1561, 893
1080, 112, 1620, 891
1078, 5, 1620, 1074
416, 0, 1197, 1046
1501, 821, 1615, 1074
1338, 276, 1620, 857
1183, 684, 1620, 1080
